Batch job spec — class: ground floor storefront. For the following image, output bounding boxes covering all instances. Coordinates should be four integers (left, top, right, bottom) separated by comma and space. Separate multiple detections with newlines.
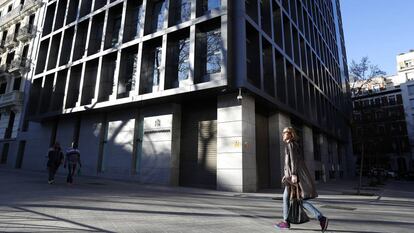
4, 93, 354, 192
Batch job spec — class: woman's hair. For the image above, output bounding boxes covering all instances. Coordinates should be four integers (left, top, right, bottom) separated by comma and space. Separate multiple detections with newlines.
282, 126, 299, 141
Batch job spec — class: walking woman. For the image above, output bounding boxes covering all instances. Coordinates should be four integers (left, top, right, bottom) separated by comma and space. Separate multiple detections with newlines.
64, 142, 81, 184
275, 127, 329, 232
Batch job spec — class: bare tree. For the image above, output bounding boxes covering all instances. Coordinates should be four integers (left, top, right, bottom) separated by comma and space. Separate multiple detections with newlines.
350, 57, 386, 194
350, 57, 386, 96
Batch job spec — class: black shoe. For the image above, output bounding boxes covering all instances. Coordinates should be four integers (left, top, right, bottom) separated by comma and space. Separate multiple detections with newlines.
319, 216, 329, 232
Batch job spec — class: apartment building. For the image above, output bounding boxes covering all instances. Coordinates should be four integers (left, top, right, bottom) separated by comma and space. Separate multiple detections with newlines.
351, 51, 414, 174
398, 51, 414, 171
13, 0, 352, 192
352, 85, 410, 174
0, 0, 43, 166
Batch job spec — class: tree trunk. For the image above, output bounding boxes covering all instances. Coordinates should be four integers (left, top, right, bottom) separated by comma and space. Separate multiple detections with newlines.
357, 143, 364, 195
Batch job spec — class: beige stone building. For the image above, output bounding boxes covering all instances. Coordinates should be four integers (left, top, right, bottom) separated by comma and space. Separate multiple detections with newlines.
0, 0, 43, 165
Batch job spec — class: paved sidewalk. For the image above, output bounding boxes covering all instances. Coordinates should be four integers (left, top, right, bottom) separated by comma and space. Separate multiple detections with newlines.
0, 168, 413, 233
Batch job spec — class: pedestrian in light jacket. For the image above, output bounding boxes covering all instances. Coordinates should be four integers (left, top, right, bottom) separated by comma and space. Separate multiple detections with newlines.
275, 127, 329, 232
64, 142, 81, 184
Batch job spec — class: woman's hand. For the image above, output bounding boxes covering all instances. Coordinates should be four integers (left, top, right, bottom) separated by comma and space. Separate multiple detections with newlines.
291, 175, 297, 184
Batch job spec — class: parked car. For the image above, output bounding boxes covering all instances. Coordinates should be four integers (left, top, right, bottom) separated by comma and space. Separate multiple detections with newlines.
404, 172, 414, 181
369, 168, 387, 177
387, 170, 397, 178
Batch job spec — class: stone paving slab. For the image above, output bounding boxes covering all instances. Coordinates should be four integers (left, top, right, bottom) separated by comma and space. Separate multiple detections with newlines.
1, 168, 414, 233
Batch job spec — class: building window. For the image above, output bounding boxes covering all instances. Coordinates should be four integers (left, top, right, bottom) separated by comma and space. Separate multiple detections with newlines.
151, 0, 166, 33
388, 95, 396, 105
0, 83, 6, 94
173, 0, 191, 24
104, 5, 123, 49
205, 29, 221, 75
195, 21, 222, 82
13, 77, 21, 90
246, 23, 260, 88
124, 1, 143, 42
140, 38, 163, 94
1, 30, 7, 44
406, 72, 414, 81
408, 85, 414, 96
153, 46, 162, 86
202, 0, 221, 14
8, 5, 12, 12
111, 16, 121, 46
404, 60, 413, 68
166, 30, 190, 89
118, 46, 138, 98
177, 38, 190, 81
410, 99, 414, 108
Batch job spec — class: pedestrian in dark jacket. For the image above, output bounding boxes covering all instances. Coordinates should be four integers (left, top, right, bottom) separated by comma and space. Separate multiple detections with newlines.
47, 142, 64, 184
64, 142, 81, 184
275, 127, 329, 232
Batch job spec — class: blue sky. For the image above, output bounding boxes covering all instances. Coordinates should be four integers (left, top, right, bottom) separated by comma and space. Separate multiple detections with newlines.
340, 0, 414, 75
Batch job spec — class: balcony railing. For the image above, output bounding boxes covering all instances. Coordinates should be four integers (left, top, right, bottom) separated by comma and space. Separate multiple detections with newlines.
0, 63, 8, 72
0, 91, 24, 108
21, 0, 43, 14
0, 5, 22, 28
17, 25, 37, 42
5, 34, 18, 48
9, 57, 31, 74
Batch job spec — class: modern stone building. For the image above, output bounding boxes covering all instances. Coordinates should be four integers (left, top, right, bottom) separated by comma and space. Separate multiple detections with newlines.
398, 51, 414, 171
11, 0, 352, 192
0, 0, 43, 166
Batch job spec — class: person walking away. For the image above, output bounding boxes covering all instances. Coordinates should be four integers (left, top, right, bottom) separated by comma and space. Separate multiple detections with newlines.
64, 142, 81, 184
47, 142, 64, 184
275, 127, 329, 232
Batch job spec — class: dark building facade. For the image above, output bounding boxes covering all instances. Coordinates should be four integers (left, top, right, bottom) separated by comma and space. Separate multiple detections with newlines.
8, 0, 352, 192
352, 86, 411, 175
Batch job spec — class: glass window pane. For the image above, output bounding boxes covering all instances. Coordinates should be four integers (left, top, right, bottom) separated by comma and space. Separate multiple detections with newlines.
408, 85, 414, 95
180, 0, 191, 23
153, 1, 166, 32
206, 30, 221, 74
153, 47, 162, 85
178, 38, 190, 81
208, 0, 220, 10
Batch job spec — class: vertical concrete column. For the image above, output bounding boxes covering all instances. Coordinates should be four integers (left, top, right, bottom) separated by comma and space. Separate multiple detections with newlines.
345, 129, 356, 178
170, 104, 181, 186
158, 35, 168, 92
76, 60, 87, 107
268, 111, 289, 188
186, 25, 196, 87
302, 125, 315, 180
217, 93, 256, 192
319, 134, 328, 183
332, 140, 339, 179
109, 51, 121, 100
131, 0, 147, 97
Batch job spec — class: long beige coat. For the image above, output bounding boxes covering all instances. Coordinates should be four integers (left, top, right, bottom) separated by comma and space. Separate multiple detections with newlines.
284, 141, 318, 200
